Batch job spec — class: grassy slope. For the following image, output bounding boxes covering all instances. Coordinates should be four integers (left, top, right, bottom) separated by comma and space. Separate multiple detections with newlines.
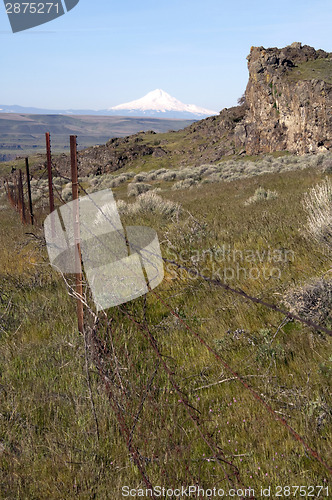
0, 160, 331, 498
286, 58, 332, 84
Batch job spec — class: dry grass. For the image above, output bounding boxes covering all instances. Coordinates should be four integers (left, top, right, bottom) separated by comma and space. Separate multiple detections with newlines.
0, 161, 331, 497
303, 177, 332, 249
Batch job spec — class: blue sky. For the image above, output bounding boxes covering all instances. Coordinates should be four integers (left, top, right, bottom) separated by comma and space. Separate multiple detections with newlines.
0, 0, 331, 111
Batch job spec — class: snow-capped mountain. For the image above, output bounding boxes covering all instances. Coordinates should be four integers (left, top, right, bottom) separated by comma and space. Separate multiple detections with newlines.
108, 89, 218, 119
0, 90, 218, 119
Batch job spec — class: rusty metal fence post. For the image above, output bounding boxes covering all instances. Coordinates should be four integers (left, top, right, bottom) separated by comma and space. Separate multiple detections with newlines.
25, 157, 34, 225
45, 132, 55, 214
70, 135, 84, 334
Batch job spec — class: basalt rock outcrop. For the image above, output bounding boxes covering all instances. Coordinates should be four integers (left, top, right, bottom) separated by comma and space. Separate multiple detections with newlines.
235, 42, 332, 154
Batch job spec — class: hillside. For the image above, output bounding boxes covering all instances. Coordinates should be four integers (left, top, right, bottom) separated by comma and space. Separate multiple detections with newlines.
0, 114, 195, 162
24, 42, 328, 179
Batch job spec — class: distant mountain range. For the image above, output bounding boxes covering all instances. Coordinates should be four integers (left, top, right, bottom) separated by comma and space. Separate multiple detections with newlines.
0, 89, 219, 120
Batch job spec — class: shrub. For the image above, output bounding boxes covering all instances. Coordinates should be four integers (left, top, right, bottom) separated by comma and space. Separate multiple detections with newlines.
117, 173, 131, 182
176, 168, 199, 181
108, 178, 121, 188
31, 189, 44, 202
197, 165, 209, 175
61, 186, 72, 202
237, 93, 246, 105
160, 171, 177, 181
133, 172, 148, 183
315, 154, 326, 167
109, 175, 128, 188
146, 172, 157, 181
120, 192, 180, 216
53, 177, 62, 187
201, 173, 222, 184
203, 166, 218, 177
136, 192, 180, 215
89, 177, 99, 186
127, 182, 151, 197
154, 168, 168, 177
172, 178, 198, 190
283, 279, 332, 326
244, 164, 259, 175
245, 187, 278, 205
115, 199, 128, 215
303, 178, 332, 248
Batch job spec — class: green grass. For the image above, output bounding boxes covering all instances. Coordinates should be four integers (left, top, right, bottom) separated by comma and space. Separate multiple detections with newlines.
0, 159, 331, 498
287, 58, 332, 84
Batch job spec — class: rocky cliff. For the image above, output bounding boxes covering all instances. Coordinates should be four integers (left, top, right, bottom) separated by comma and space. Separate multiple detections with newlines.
236, 42, 332, 154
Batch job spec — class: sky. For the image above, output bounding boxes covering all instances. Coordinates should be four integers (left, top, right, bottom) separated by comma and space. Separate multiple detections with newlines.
0, 0, 331, 112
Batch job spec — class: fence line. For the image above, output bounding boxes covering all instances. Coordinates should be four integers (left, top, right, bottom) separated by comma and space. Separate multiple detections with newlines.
3, 135, 331, 489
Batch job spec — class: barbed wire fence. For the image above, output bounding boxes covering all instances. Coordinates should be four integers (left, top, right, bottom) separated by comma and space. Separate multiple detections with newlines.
1, 133, 331, 495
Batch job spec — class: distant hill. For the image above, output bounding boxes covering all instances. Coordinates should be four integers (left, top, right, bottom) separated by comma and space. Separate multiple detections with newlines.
0, 104, 101, 115
0, 114, 195, 161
